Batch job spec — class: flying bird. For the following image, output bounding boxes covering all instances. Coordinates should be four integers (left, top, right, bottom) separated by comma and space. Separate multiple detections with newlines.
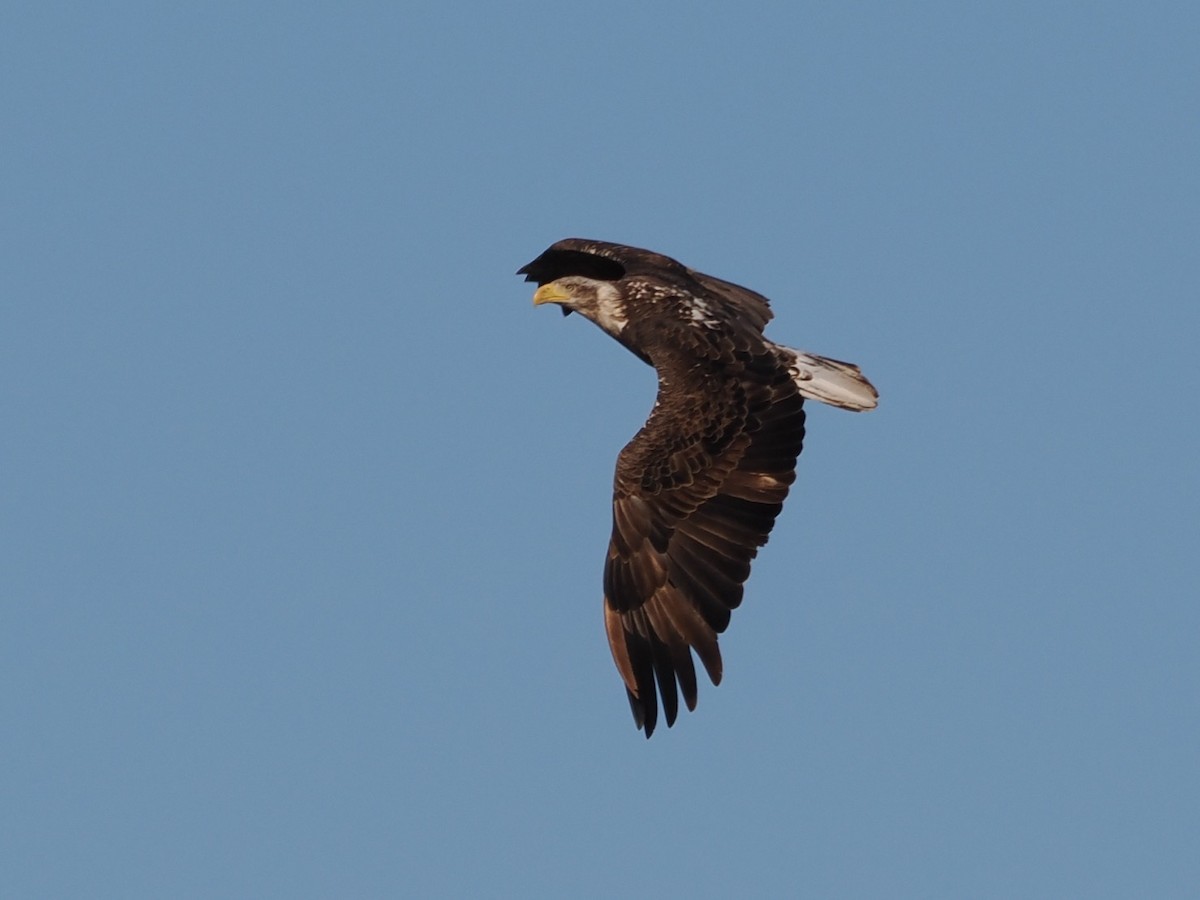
519, 239, 877, 736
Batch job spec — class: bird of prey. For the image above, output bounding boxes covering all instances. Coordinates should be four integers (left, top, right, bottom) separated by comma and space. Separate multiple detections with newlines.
519, 238, 877, 737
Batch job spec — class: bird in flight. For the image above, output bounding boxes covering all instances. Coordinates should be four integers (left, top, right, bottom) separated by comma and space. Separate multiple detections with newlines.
519, 239, 877, 736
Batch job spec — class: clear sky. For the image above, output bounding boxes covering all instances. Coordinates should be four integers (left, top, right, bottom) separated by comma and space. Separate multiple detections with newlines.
3, 2, 1198, 897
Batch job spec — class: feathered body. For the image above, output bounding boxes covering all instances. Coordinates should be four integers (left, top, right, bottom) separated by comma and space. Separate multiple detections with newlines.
520, 239, 876, 736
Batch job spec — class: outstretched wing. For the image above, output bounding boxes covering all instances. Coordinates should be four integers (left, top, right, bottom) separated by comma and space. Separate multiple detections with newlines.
604, 354, 807, 736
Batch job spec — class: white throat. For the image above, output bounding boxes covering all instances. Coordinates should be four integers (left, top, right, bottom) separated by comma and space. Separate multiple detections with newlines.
589, 281, 627, 335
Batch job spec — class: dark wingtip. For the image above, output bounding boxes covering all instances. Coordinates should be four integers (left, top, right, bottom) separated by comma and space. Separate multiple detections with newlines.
628, 689, 657, 738
517, 245, 627, 286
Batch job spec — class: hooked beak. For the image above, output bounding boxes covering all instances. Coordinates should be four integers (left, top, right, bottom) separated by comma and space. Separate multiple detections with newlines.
533, 283, 571, 306
533, 282, 574, 316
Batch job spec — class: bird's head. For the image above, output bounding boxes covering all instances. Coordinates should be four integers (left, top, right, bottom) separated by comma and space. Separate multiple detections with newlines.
532, 276, 628, 335
519, 239, 662, 337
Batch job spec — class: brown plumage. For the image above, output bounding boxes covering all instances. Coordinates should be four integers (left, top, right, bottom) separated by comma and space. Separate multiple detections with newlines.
520, 239, 877, 736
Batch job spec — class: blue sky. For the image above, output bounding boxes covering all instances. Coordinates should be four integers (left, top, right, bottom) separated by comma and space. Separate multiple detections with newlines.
3, 2, 1198, 897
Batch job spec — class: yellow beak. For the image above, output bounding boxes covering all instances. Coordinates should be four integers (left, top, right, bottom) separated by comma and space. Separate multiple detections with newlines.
533, 283, 571, 306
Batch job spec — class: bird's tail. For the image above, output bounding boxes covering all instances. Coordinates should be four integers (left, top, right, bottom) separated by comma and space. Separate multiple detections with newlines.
778, 347, 879, 412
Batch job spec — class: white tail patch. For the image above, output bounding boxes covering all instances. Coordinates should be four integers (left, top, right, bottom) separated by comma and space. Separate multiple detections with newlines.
782, 348, 879, 412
